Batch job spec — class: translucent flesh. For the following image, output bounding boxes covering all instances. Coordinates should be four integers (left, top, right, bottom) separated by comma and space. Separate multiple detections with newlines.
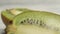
12, 11, 60, 34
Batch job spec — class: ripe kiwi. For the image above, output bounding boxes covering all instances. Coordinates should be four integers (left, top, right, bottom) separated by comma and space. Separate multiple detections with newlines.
1, 8, 30, 26
7, 11, 60, 34
1, 8, 60, 34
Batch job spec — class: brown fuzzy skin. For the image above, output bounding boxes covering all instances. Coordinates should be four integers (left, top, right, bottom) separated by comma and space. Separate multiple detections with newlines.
1, 14, 12, 26
4, 25, 17, 34
1, 14, 13, 34
5, 28, 7, 34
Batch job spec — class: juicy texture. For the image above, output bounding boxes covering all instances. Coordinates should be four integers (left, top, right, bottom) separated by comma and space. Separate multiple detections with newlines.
15, 25, 58, 34
12, 11, 60, 34
7, 24, 60, 34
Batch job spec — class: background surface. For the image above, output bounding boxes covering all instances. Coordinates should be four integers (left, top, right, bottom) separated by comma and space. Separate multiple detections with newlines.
0, 0, 60, 34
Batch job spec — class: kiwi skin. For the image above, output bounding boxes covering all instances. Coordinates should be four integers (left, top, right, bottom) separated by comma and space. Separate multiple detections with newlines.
1, 14, 12, 26
1, 12, 13, 34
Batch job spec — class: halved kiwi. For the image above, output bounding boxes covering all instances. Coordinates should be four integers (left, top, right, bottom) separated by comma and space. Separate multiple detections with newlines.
8, 11, 60, 34
1, 8, 60, 34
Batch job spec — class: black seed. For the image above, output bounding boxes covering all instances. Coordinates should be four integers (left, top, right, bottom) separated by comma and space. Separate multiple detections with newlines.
39, 20, 46, 27
27, 18, 36, 24
40, 21, 43, 25
9, 21, 12, 24
27, 18, 30, 23
36, 20, 39, 24
20, 21, 24, 24
27, 18, 29, 23
24, 20, 26, 22
29, 19, 33, 24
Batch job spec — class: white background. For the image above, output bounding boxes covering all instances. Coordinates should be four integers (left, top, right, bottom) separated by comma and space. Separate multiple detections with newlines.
0, 0, 60, 33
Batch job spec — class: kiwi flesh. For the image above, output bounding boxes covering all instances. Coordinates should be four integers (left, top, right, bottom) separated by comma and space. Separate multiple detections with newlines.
6, 11, 60, 34
7, 24, 59, 34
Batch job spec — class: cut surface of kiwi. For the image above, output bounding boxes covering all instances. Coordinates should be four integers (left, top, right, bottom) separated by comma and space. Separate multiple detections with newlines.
10, 11, 60, 34
1, 8, 60, 34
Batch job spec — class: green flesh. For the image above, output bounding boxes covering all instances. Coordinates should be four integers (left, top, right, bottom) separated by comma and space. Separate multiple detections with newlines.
1, 10, 14, 20
1, 8, 30, 20
13, 11, 60, 32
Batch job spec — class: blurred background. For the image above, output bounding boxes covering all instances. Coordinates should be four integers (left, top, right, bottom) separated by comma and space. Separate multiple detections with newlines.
0, 0, 60, 30
0, 0, 60, 13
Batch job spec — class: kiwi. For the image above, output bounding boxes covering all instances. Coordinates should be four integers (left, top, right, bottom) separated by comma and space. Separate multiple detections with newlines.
1, 8, 30, 26
6, 11, 60, 34
1, 8, 60, 34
